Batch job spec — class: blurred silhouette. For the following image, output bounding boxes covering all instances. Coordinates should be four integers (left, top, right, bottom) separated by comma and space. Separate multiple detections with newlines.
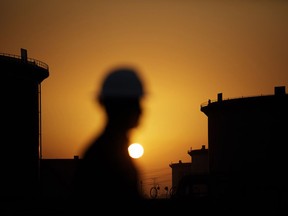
74, 66, 146, 213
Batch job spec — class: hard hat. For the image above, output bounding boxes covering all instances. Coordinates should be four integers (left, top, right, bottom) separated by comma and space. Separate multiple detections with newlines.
98, 67, 145, 99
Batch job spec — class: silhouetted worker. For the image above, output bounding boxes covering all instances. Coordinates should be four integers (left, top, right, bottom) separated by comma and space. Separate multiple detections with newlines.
74, 66, 146, 213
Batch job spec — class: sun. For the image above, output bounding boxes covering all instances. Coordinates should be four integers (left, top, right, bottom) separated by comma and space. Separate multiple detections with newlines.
128, 143, 144, 159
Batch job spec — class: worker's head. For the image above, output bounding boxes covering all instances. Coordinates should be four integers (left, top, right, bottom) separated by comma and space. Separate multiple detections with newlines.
97, 67, 146, 128
98, 67, 145, 101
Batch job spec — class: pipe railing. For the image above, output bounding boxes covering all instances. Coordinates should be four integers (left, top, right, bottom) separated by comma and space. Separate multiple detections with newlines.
200, 94, 274, 108
0, 52, 49, 70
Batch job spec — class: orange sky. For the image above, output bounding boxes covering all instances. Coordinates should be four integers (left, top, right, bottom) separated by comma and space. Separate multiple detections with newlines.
1, 0, 288, 195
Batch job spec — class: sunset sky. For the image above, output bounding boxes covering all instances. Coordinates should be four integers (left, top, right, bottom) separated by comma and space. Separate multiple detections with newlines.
1, 0, 288, 194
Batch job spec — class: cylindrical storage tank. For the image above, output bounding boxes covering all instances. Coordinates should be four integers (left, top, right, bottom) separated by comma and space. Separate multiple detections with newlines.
0, 49, 49, 197
201, 87, 288, 210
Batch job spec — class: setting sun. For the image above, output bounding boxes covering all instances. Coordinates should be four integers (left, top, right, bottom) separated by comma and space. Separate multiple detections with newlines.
128, 143, 144, 159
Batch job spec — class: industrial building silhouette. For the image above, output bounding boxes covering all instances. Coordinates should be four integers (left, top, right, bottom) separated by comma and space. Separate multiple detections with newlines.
170, 86, 288, 212
0, 49, 49, 197
0, 49, 287, 213
201, 86, 288, 212
169, 145, 209, 197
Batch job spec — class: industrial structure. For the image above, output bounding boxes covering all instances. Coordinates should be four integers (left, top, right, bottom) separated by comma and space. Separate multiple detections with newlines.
0, 49, 49, 197
201, 86, 288, 211
169, 145, 209, 198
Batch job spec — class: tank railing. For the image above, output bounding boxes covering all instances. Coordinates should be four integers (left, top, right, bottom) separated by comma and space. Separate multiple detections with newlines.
200, 100, 217, 108
200, 94, 273, 108
0, 52, 49, 70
